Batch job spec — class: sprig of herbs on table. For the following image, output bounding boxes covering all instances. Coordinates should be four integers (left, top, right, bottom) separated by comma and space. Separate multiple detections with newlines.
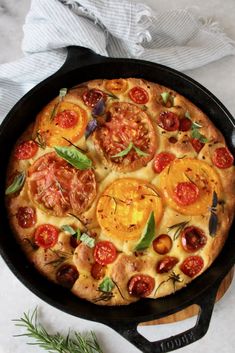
13, 307, 104, 353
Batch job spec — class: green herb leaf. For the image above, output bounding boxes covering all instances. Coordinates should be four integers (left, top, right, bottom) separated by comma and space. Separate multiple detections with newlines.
111, 142, 133, 158
99, 277, 115, 292
135, 211, 155, 251
161, 92, 170, 104
191, 122, 208, 143
54, 146, 92, 170
133, 145, 149, 157
5, 171, 25, 195
80, 233, 95, 248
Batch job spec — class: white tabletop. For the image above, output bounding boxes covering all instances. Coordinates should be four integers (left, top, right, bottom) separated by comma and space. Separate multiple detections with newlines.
0, 1, 235, 352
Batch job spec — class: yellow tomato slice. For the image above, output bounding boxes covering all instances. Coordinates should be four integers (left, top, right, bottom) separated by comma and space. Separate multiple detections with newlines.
36, 101, 87, 147
105, 79, 128, 94
159, 158, 222, 215
96, 178, 163, 242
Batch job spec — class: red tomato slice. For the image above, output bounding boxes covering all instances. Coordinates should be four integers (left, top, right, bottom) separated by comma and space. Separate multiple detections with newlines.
153, 152, 175, 173
156, 256, 179, 273
158, 111, 180, 131
152, 234, 173, 254
34, 224, 59, 249
15, 140, 38, 160
179, 117, 192, 132
190, 138, 204, 153
173, 182, 199, 206
54, 110, 78, 128
83, 89, 106, 107
128, 274, 155, 297
128, 87, 149, 104
16, 207, 36, 228
94, 241, 117, 265
56, 264, 79, 288
212, 147, 234, 169
181, 226, 207, 252
180, 256, 204, 278
91, 262, 106, 280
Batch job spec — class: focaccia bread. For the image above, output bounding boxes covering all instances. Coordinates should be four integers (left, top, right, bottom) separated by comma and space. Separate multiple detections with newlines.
5, 78, 235, 305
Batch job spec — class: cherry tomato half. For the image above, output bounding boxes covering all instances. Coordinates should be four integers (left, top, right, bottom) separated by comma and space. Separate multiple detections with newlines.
54, 110, 78, 128
94, 241, 117, 265
128, 274, 155, 297
15, 140, 38, 160
156, 256, 179, 273
128, 87, 149, 104
181, 226, 207, 252
173, 182, 199, 206
158, 111, 179, 131
179, 117, 192, 132
212, 147, 234, 169
16, 207, 36, 228
105, 79, 128, 94
56, 264, 79, 288
190, 138, 205, 153
180, 256, 204, 278
152, 234, 173, 254
83, 89, 106, 107
153, 152, 175, 173
91, 262, 106, 280
34, 224, 59, 249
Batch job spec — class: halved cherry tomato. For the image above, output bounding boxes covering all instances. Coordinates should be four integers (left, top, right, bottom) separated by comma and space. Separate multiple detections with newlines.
15, 140, 38, 160
158, 111, 180, 131
152, 234, 173, 254
54, 110, 78, 128
180, 256, 204, 278
181, 226, 207, 252
128, 274, 155, 297
16, 207, 36, 228
128, 87, 149, 104
153, 152, 175, 173
91, 262, 106, 280
105, 79, 128, 94
156, 256, 179, 273
34, 224, 59, 249
94, 241, 117, 265
190, 138, 204, 153
173, 182, 199, 206
212, 147, 234, 169
83, 89, 106, 107
179, 117, 192, 132
56, 264, 79, 288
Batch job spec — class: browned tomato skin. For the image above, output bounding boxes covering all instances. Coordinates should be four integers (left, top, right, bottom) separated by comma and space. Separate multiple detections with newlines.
212, 147, 234, 169
16, 207, 36, 228
56, 264, 79, 288
179, 118, 192, 132
156, 256, 179, 273
190, 138, 205, 153
152, 234, 173, 254
181, 226, 207, 252
158, 111, 180, 131
180, 256, 204, 278
91, 262, 106, 280
128, 274, 155, 297
83, 89, 106, 107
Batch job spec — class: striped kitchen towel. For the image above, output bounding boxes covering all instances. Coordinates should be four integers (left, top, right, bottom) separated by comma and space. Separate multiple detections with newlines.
0, 0, 234, 121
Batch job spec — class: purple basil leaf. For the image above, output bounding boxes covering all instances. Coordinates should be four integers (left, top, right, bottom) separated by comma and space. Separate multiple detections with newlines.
92, 98, 105, 116
85, 119, 99, 139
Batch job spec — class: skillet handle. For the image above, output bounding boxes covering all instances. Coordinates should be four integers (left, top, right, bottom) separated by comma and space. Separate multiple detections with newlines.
55, 46, 108, 75
110, 282, 220, 353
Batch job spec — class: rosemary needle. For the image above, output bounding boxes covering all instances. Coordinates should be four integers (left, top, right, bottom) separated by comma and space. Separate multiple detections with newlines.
13, 307, 104, 353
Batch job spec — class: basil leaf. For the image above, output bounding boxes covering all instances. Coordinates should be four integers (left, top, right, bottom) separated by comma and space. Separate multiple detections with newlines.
5, 171, 25, 195
80, 233, 95, 248
160, 92, 170, 104
133, 145, 149, 157
54, 146, 92, 170
111, 142, 133, 158
135, 211, 155, 251
99, 277, 115, 292
191, 126, 208, 143
61, 225, 77, 235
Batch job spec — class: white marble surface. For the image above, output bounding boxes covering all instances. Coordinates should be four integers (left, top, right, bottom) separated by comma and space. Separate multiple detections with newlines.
0, 1, 235, 353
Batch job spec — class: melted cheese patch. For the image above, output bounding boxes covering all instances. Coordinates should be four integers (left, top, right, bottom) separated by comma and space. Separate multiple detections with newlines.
96, 178, 163, 244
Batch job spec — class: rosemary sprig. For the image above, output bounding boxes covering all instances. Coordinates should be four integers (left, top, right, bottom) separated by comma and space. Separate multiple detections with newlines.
167, 221, 189, 240
34, 131, 46, 149
154, 271, 183, 295
13, 307, 104, 353
45, 249, 72, 268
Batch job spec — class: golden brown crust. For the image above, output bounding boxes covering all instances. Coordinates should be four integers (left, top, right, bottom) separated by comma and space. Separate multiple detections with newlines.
5, 77, 235, 306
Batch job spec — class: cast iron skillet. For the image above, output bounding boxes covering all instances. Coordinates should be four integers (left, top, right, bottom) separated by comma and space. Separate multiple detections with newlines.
0, 46, 235, 353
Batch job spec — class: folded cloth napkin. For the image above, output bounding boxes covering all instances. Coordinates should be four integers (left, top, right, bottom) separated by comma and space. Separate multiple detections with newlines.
0, 0, 234, 121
